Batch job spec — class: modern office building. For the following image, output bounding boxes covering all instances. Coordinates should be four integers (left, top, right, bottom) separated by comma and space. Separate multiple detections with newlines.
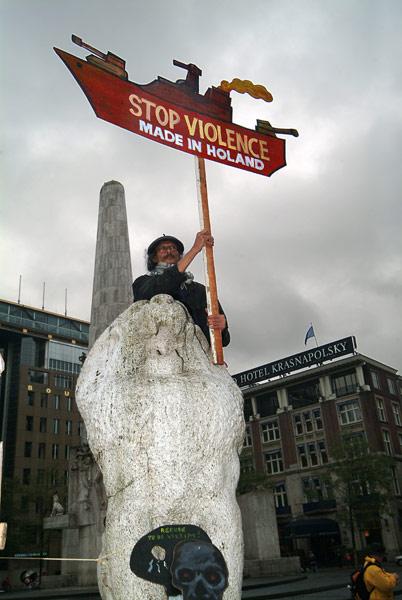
0, 298, 89, 573
236, 337, 402, 564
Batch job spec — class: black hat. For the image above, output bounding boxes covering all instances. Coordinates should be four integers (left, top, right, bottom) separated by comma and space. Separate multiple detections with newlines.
147, 235, 184, 257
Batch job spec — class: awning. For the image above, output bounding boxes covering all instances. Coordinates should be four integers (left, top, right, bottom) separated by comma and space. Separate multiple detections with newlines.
284, 518, 340, 538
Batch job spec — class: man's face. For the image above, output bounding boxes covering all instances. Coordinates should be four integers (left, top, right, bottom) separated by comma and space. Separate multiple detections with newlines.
154, 242, 180, 265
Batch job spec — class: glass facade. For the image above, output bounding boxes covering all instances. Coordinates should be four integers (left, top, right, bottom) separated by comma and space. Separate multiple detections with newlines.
256, 391, 279, 417
331, 370, 357, 397
0, 301, 89, 343
47, 340, 85, 375
288, 379, 320, 408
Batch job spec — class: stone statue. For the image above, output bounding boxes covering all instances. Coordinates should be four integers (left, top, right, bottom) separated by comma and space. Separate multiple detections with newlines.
50, 492, 64, 517
76, 295, 245, 599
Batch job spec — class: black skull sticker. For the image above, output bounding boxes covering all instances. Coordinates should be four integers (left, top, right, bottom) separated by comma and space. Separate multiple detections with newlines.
171, 540, 228, 600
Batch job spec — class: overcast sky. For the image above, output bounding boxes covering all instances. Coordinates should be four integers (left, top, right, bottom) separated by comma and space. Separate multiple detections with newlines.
1, 0, 401, 375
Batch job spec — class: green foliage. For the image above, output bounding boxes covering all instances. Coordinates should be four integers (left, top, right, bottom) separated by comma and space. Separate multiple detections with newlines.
237, 469, 272, 495
323, 436, 394, 530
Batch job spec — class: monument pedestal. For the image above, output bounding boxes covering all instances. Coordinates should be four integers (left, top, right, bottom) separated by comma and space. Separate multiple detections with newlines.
238, 490, 300, 578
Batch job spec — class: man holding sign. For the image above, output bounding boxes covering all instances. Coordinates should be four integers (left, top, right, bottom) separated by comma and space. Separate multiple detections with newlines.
132, 230, 230, 347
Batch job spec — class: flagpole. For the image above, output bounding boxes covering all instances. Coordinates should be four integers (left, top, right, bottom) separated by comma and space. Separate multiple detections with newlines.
311, 322, 319, 347
194, 156, 224, 365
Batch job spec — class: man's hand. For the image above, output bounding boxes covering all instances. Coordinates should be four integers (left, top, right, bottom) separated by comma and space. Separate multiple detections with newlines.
207, 313, 226, 331
177, 229, 214, 272
192, 229, 214, 253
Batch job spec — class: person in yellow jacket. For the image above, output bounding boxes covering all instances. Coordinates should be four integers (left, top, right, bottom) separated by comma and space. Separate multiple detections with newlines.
363, 544, 399, 600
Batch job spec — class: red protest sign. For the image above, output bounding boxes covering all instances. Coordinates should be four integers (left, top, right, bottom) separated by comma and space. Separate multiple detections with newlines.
54, 46, 287, 177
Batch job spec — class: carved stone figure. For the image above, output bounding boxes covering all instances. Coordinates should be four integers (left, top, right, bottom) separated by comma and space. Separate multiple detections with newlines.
50, 493, 64, 517
76, 295, 245, 599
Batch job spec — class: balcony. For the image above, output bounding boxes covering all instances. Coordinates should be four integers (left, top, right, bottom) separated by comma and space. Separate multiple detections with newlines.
302, 499, 336, 514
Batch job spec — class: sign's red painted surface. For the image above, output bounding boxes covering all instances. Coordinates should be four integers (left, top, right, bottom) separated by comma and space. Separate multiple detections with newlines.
55, 48, 286, 177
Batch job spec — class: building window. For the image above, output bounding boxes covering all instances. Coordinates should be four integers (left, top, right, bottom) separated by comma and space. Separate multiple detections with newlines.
25, 415, 34, 431
298, 444, 308, 468
303, 477, 323, 501
337, 400, 362, 425
243, 398, 253, 421
64, 470, 69, 484
318, 440, 328, 464
243, 426, 252, 448
39, 417, 47, 433
53, 418, 60, 434
288, 379, 320, 409
273, 483, 288, 508
313, 408, 323, 430
255, 391, 279, 417
302, 476, 333, 501
298, 441, 328, 468
21, 496, 29, 511
28, 370, 48, 385
265, 450, 283, 474
332, 370, 358, 397
294, 408, 323, 435
35, 497, 44, 515
391, 466, 401, 495
392, 402, 401, 426
261, 420, 280, 443
50, 470, 58, 486
24, 441, 32, 458
240, 457, 254, 473
40, 393, 48, 408
382, 431, 392, 455
38, 443, 46, 459
54, 374, 73, 389
65, 445, 70, 459
376, 398, 387, 422
22, 468, 31, 485
65, 420, 72, 435
77, 421, 83, 436
52, 444, 59, 459
399, 434, 402, 452
66, 396, 73, 412
371, 370, 381, 390
387, 378, 396, 395
27, 391, 35, 406
36, 469, 45, 484
53, 395, 60, 410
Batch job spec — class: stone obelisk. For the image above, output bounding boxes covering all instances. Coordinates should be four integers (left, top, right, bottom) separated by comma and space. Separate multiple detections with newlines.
89, 180, 133, 348
63, 181, 133, 587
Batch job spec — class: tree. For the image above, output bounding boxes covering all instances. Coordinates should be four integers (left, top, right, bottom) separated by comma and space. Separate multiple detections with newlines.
237, 468, 271, 496
322, 436, 394, 564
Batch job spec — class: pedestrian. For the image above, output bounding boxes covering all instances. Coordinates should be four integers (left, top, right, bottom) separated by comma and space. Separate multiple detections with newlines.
352, 543, 399, 600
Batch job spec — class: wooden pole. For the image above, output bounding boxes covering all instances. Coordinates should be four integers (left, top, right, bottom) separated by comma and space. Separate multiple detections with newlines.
195, 157, 224, 365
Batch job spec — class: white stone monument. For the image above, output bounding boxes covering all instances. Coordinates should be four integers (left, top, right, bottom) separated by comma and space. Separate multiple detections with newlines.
76, 294, 245, 599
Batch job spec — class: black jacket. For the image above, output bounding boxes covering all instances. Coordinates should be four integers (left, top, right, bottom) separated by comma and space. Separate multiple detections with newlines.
132, 266, 230, 347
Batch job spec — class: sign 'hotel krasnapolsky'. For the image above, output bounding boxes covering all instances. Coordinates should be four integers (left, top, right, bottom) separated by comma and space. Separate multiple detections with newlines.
54, 37, 298, 178
232, 336, 357, 387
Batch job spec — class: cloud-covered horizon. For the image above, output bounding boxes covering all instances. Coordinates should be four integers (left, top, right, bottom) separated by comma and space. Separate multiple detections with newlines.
1, 0, 401, 375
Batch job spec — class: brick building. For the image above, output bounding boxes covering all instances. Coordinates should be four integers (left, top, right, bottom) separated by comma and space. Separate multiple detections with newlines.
237, 340, 402, 564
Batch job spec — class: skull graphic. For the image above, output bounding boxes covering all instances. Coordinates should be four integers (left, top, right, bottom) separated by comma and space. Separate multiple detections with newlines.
171, 540, 228, 600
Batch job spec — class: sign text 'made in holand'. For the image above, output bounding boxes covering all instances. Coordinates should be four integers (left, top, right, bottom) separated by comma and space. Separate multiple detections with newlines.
232, 337, 357, 387
123, 90, 285, 176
